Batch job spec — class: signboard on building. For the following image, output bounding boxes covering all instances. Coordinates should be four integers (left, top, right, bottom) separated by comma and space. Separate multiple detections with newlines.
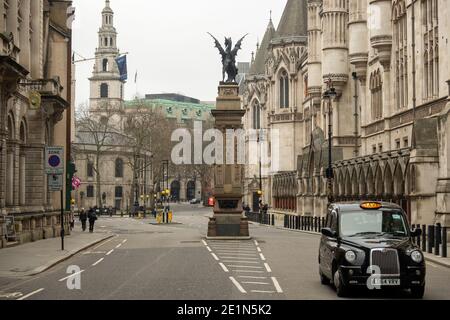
48, 174, 64, 192
45, 146, 64, 175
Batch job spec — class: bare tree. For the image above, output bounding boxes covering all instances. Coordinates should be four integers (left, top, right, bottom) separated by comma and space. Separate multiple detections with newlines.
74, 102, 123, 207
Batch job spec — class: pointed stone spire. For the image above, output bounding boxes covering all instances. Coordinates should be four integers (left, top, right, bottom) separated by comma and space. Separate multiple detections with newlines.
275, 0, 307, 39
98, 0, 118, 52
248, 17, 276, 76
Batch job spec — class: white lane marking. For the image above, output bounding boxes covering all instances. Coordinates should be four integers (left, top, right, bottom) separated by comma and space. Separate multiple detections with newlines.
122, 239, 127, 244
233, 270, 265, 273
229, 277, 247, 293
92, 258, 104, 266
211, 253, 220, 261
254, 240, 259, 246
216, 253, 257, 257
214, 249, 256, 253
106, 249, 114, 256
219, 263, 229, 273
226, 265, 263, 269
259, 253, 266, 261
271, 277, 283, 293
17, 288, 44, 300
264, 263, 272, 272
58, 270, 85, 282
238, 276, 267, 279
115, 243, 122, 249
202, 240, 208, 246
251, 290, 275, 294
257, 247, 262, 252
220, 256, 258, 260
206, 246, 212, 252
93, 235, 117, 250
222, 260, 259, 264
242, 281, 270, 285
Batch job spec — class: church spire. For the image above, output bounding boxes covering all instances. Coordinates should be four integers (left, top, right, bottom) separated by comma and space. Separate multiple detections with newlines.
98, 0, 117, 52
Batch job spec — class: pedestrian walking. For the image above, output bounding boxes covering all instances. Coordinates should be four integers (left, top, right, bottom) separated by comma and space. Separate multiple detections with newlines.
79, 208, 87, 232
88, 208, 97, 233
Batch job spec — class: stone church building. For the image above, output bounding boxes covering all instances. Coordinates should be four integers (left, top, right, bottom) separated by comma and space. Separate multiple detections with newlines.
243, 0, 450, 227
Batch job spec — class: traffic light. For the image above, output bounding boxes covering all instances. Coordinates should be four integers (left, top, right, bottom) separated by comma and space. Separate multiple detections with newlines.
67, 161, 77, 191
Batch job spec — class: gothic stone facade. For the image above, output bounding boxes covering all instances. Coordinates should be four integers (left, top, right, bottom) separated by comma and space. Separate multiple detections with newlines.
243, 0, 450, 227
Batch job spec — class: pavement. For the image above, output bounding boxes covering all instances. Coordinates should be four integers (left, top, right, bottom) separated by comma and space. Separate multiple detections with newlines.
0, 203, 448, 300
0, 229, 113, 278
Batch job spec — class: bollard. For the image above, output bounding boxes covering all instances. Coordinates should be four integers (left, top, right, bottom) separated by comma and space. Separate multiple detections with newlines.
428, 225, 434, 254
300, 216, 303, 230
435, 223, 441, 256
318, 217, 322, 231
417, 226, 421, 248
422, 224, 427, 252
308, 217, 312, 231
442, 227, 447, 258
411, 225, 416, 244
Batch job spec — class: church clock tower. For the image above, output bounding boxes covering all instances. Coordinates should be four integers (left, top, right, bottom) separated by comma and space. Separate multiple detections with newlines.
89, 0, 124, 113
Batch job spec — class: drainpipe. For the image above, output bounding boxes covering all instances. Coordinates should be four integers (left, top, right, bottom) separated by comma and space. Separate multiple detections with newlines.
352, 72, 359, 157
411, 1, 417, 124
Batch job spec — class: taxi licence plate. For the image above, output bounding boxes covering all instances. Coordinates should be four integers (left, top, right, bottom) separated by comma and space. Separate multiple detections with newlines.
371, 278, 400, 286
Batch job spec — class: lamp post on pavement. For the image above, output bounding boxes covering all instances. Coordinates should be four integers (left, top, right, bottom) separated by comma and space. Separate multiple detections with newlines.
323, 81, 337, 206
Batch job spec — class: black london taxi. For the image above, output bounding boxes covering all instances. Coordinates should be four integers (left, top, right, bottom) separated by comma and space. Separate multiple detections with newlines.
318, 201, 426, 298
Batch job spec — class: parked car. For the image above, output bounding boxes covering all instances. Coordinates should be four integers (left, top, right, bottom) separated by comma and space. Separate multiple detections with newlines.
318, 201, 425, 298
189, 198, 201, 204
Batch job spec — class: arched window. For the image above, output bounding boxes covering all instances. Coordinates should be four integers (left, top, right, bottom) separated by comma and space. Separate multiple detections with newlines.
370, 70, 383, 120
87, 185, 94, 198
102, 58, 108, 72
115, 158, 124, 178
100, 83, 109, 98
422, 0, 439, 100
279, 70, 289, 108
252, 100, 261, 129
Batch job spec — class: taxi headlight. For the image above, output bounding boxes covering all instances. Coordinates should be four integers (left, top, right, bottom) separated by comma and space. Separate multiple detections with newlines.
345, 250, 357, 263
411, 250, 423, 263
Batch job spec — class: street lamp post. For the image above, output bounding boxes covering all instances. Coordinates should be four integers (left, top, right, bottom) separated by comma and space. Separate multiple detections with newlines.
323, 81, 337, 206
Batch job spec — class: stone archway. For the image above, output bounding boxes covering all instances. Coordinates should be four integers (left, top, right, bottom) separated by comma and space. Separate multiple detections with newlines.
186, 180, 196, 200
170, 180, 180, 202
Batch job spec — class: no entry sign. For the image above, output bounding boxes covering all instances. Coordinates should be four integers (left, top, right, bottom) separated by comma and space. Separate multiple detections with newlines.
45, 146, 64, 175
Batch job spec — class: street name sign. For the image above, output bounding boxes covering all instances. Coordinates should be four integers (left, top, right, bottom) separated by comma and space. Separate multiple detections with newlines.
45, 146, 64, 175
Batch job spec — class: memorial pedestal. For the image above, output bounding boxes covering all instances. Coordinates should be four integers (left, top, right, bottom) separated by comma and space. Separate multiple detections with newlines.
207, 83, 250, 239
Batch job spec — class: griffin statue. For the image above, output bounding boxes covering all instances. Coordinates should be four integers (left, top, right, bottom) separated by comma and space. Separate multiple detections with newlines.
208, 33, 248, 83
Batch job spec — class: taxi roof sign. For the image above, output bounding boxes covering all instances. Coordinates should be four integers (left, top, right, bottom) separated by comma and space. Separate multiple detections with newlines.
360, 202, 382, 210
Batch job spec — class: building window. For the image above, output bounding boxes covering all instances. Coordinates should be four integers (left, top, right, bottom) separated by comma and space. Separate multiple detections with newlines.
100, 83, 109, 98
115, 158, 124, 178
393, 1, 408, 109
279, 70, 289, 108
395, 139, 401, 149
403, 137, 409, 148
102, 58, 108, 72
370, 70, 383, 120
252, 100, 261, 129
378, 144, 383, 153
422, 0, 439, 100
87, 161, 94, 177
372, 145, 377, 154
115, 186, 123, 198
87, 185, 94, 198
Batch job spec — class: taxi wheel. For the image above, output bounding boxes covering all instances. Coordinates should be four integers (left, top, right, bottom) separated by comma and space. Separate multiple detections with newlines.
410, 285, 425, 299
333, 269, 349, 298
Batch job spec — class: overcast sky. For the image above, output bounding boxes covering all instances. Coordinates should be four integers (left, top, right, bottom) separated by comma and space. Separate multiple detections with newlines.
72, 0, 286, 105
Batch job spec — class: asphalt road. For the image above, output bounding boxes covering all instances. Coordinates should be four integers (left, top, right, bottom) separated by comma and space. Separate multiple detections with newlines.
0, 203, 449, 300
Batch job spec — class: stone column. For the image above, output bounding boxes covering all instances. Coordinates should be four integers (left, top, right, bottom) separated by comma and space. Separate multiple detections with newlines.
207, 83, 250, 239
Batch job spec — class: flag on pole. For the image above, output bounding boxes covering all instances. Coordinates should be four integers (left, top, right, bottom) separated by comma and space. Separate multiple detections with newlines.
115, 55, 128, 81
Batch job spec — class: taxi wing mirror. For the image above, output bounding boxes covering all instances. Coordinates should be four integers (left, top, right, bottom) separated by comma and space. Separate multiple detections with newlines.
411, 228, 422, 237
321, 227, 337, 238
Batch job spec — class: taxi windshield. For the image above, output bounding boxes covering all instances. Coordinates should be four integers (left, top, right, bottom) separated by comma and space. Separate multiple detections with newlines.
340, 210, 409, 237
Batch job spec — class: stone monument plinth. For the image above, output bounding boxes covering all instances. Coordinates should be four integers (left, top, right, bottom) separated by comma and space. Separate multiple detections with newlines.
207, 82, 250, 239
